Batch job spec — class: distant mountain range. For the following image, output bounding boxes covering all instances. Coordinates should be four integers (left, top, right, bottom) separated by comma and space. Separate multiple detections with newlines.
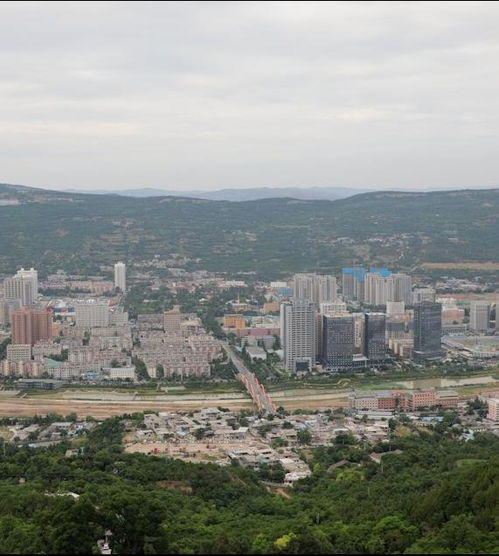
1, 181, 499, 279
64, 186, 370, 201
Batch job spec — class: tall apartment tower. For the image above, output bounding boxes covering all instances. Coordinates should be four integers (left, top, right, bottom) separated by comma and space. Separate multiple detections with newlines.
293, 274, 314, 301
315, 274, 338, 303
293, 273, 337, 304
322, 315, 355, 369
469, 301, 490, 332
4, 275, 35, 306
363, 271, 410, 307
16, 268, 38, 296
364, 313, 387, 362
341, 267, 366, 300
413, 301, 442, 360
341, 271, 355, 299
364, 273, 388, 306
11, 307, 52, 346
164, 306, 182, 334
392, 274, 412, 306
281, 300, 316, 372
114, 262, 126, 292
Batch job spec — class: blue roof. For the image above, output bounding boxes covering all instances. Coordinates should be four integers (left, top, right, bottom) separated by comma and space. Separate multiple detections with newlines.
370, 267, 392, 277
343, 267, 392, 280
278, 287, 292, 295
342, 267, 366, 280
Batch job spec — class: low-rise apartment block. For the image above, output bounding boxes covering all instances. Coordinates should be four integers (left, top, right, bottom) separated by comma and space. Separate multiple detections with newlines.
349, 389, 459, 411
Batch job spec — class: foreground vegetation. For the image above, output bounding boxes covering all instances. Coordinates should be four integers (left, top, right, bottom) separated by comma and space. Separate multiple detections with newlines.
0, 415, 497, 553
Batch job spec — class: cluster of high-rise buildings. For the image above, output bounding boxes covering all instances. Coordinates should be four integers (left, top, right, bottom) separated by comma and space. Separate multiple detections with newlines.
1, 268, 53, 347
1, 268, 40, 326
0, 260, 220, 380
0, 267, 54, 376
292, 273, 338, 305
280, 299, 391, 372
0, 262, 133, 378
342, 267, 412, 306
280, 271, 444, 372
4, 259, 497, 383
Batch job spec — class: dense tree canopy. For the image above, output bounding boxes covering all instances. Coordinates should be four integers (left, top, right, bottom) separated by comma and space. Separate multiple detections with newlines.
0, 416, 496, 553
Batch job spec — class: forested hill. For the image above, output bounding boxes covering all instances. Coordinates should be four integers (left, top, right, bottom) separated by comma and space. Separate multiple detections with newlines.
0, 416, 497, 554
1, 183, 498, 278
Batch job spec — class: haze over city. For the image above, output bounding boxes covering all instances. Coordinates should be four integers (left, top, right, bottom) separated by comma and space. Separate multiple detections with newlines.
1, 1, 499, 192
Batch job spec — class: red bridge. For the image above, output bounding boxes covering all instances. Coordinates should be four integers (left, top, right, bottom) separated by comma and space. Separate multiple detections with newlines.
222, 343, 276, 414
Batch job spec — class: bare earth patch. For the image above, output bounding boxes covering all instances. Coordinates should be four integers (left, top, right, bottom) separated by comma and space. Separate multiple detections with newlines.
421, 262, 499, 270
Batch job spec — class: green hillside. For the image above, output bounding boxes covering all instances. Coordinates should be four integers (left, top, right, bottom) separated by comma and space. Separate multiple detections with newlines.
1, 183, 498, 278
0, 417, 496, 554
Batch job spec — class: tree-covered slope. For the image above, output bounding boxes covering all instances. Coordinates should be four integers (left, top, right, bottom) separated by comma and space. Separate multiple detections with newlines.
0, 416, 496, 553
0, 183, 498, 277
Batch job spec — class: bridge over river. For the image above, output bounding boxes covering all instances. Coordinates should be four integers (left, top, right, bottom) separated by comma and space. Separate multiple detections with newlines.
222, 342, 276, 415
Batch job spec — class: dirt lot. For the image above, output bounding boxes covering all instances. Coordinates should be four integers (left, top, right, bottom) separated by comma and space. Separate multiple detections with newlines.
0, 397, 254, 418
0, 383, 493, 418
421, 262, 499, 270
125, 439, 267, 464
438, 293, 499, 301
0, 391, 348, 417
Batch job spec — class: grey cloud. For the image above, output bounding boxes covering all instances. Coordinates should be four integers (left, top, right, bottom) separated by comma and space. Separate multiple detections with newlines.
0, 1, 498, 190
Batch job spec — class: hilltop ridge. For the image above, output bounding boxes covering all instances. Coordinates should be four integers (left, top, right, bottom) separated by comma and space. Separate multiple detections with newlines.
0, 182, 498, 278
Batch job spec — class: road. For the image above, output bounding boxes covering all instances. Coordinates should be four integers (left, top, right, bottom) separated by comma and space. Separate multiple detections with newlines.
222, 342, 276, 414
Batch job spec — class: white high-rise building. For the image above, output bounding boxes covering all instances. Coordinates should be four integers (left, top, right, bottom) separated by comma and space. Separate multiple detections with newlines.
15, 268, 38, 297
470, 301, 490, 332
315, 274, 338, 303
281, 300, 316, 373
293, 273, 337, 304
4, 267, 38, 306
364, 272, 412, 307
114, 262, 126, 292
293, 274, 315, 301
364, 273, 388, 306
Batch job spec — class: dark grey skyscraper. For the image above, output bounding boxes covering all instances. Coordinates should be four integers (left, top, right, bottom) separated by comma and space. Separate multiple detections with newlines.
322, 315, 355, 369
413, 301, 442, 360
364, 312, 386, 362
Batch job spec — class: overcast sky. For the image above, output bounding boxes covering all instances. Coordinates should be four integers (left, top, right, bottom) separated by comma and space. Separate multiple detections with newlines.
1, 1, 499, 192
